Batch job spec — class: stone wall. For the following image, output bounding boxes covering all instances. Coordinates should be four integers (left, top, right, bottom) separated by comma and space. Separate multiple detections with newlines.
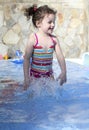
0, 0, 89, 59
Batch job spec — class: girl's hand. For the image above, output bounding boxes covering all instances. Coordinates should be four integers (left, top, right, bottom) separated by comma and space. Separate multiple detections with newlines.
56, 72, 67, 86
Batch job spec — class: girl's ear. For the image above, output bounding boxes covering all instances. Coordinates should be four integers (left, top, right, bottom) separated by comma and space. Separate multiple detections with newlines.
36, 20, 41, 28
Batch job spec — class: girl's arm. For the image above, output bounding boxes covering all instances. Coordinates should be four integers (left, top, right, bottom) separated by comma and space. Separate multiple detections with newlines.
54, 37, 67, 85
23, 33, 35, 90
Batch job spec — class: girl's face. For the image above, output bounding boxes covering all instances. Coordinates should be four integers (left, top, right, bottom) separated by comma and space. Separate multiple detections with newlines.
38, 14, 56, 35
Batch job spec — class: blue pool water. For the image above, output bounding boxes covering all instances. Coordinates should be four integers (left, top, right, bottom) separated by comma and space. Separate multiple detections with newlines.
0, 59, 89, 130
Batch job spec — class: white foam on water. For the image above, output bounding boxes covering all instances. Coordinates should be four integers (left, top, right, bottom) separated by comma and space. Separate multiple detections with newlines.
15, 77, 63, 101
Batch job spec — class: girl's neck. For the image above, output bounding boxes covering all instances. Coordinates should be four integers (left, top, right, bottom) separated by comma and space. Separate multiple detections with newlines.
37, 30, 50, 38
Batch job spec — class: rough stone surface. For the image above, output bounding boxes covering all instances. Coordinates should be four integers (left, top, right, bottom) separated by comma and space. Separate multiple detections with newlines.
0, 0, 88, 58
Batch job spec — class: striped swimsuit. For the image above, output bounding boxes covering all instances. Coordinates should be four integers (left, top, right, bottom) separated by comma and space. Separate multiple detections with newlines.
30, 34, 56, 78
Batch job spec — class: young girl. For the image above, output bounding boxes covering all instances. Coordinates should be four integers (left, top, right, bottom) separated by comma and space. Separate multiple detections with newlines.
23, 4, 67, 90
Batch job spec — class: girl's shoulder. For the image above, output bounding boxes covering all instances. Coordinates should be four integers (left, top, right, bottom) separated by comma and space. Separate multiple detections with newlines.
28, 33, 37, 45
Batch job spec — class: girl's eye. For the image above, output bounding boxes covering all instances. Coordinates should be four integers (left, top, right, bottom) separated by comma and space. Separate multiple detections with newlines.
48, 21, 54, 24
48, 20, 55, 24
48, 21, 52, 24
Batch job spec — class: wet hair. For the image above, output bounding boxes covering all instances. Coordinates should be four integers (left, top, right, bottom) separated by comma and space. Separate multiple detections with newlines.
24, 4, 56, 28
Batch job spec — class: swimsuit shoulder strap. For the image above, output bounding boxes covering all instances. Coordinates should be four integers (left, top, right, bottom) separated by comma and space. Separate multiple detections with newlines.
50, 36, 57, 45
34, 33, 38, 47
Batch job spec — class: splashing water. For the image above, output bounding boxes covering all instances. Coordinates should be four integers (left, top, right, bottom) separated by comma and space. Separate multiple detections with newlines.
0, 59, 89, 130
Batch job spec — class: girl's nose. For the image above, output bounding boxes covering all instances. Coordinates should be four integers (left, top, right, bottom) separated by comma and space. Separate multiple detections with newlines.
51, 22, 55, 27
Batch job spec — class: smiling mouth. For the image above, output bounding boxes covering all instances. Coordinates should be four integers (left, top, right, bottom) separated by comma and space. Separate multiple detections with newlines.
49, 28, 54, 31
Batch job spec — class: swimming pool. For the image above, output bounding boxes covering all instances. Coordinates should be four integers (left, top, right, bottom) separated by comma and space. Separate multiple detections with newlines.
0, 59, 89, 130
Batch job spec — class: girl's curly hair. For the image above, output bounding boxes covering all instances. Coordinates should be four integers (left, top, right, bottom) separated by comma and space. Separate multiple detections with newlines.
24, 4, 56, 28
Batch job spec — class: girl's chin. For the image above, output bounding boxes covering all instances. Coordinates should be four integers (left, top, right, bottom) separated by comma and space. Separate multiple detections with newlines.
48, 31, 53, 34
